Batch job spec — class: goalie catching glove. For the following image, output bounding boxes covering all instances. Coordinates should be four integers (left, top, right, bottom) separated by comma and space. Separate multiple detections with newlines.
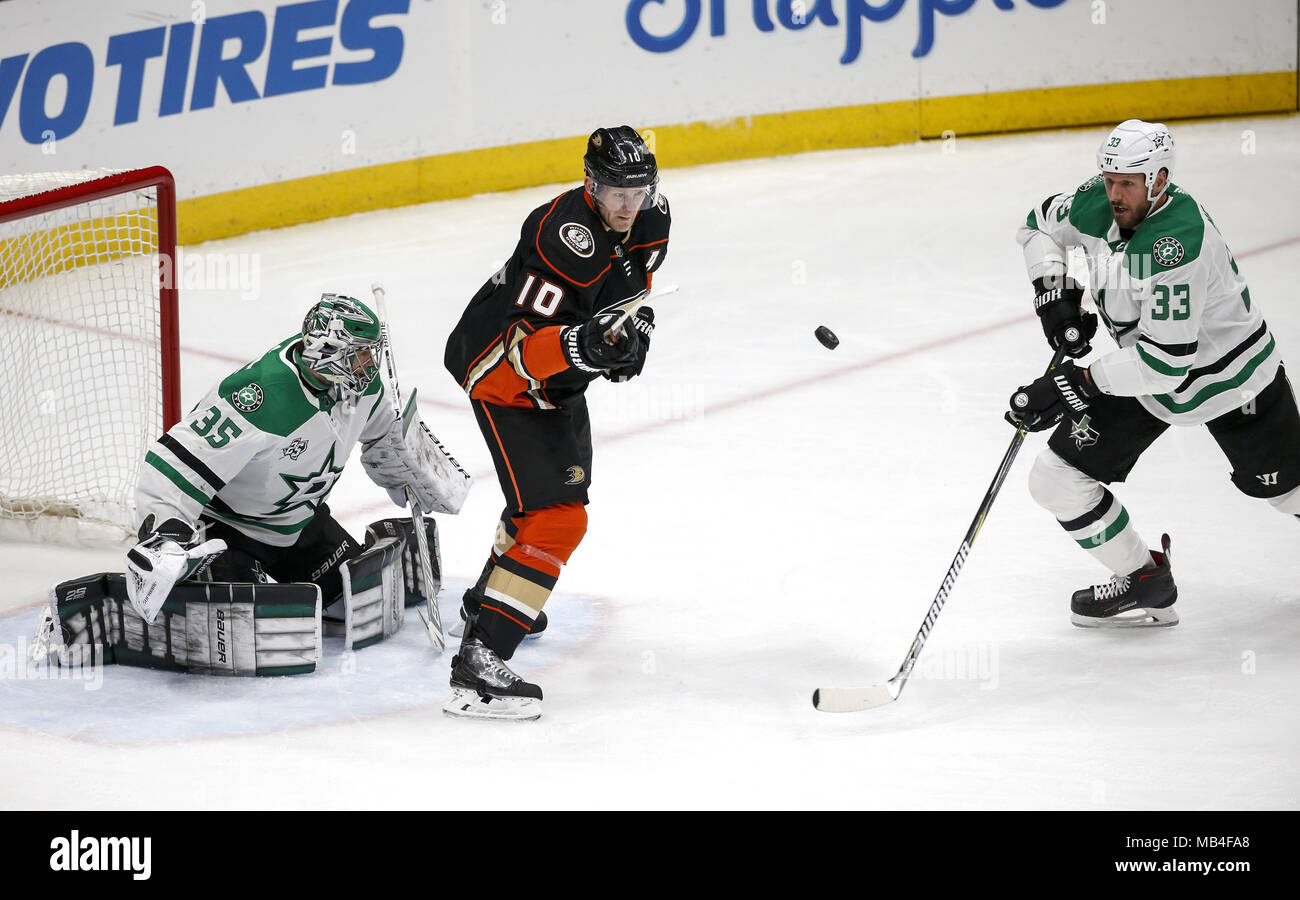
362, 388, 472, 515
124, 515, 226, 624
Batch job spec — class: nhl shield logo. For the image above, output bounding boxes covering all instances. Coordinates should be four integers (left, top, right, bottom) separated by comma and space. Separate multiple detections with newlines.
560, 223, 595, 258
1153, 236, 1184, 267
1070, 415, 1100, 449
565, 465, 586, 485
232, 383, 263, 413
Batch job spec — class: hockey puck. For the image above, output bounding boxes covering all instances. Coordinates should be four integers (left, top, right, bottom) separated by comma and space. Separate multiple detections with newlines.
814, 325, 839, 350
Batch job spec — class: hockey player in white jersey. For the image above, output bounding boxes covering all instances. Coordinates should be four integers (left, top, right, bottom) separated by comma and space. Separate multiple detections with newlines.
1006, 119, 1300, 627
124, 293, 467, 647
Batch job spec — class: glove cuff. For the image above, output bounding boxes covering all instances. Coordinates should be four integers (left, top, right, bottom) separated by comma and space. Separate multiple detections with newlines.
563, 324, 605, 374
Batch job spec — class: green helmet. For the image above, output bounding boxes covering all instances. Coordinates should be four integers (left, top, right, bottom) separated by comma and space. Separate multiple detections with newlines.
300, 293, 383, 394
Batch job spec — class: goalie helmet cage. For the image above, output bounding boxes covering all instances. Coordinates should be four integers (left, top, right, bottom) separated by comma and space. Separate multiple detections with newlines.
0, 166, 180, 544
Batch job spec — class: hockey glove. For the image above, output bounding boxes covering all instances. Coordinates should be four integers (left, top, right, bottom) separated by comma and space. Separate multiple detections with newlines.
604, 307, 655, 383
1033, 275, 1097, 358
361, 394, 473, 515
125, 515, 226, 624
563, 311, 644, 373
1005, 361, 1098, 432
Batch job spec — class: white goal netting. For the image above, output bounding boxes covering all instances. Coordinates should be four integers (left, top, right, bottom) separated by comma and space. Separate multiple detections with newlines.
0, 168, 176, 544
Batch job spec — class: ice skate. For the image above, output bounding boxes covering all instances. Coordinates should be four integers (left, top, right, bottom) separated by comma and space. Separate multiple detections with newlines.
442, 632, 543, 721
1071, 533, 1178, 628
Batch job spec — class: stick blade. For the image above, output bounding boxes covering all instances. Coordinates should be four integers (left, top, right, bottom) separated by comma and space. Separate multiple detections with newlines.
812, 682, 899, 713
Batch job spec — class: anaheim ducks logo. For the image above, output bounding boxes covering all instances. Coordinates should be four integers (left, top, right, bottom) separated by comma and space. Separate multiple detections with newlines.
565, 465, 586, 485
560, 223, 595, 258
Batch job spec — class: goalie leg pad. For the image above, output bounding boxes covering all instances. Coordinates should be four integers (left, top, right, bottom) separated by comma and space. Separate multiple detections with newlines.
42, 573, 322, 675
340, 536, 406, 651
366, 517, 440, 608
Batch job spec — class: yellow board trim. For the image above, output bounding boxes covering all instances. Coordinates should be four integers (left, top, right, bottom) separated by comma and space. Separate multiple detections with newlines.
177, 71, 1297, 245
1, 210, 159, 289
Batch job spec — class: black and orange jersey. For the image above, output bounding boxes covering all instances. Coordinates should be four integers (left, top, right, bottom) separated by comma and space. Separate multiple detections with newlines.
444, 185, 670, 410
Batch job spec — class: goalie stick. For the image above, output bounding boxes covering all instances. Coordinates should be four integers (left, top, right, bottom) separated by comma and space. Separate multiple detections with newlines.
371, 282, 451, 652
813, 341, 1071, 712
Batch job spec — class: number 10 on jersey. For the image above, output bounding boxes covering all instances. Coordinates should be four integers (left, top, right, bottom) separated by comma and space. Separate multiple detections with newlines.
515, 274, 564, 317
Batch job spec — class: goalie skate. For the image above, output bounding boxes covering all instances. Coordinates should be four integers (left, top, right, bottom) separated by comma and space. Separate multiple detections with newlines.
1070, 533, 1178, 628
442, 635, 542, 721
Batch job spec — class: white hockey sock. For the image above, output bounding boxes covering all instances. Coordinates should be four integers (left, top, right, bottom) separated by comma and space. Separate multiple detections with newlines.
1056, 487, 1151, 575
1028, 449, 1151, 576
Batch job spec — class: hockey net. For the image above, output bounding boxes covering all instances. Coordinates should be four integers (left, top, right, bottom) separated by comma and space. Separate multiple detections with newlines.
0, 167, 179, 544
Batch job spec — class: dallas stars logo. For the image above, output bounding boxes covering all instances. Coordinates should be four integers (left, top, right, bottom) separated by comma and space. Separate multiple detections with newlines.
232, 383, 263, 413
274, 442, 344, 513
1153, 236, 1184, 267
1070, 415, 1100, 449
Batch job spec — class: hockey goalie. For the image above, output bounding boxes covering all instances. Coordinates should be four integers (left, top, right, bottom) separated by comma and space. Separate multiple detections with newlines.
32, 293, 471, 675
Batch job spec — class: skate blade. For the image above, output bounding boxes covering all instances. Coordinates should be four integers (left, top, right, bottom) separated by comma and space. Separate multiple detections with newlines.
1071, 606, 1179, 629
442, 688, 541, 721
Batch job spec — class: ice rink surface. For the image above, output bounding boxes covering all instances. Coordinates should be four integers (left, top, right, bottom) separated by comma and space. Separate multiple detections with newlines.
3, 116, 1298, 810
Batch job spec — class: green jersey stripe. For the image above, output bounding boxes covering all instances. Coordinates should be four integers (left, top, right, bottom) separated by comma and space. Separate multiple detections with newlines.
145, 452, 212, 507
1137, 345, 1193, 377
207, 508, 315, 536
1154, 336, 1276, 414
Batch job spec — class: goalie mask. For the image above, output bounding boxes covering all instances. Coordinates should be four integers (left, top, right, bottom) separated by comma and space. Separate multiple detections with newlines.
300, 294, 384, 394
1097, 119, 1175, 203
584, 125, 660, 212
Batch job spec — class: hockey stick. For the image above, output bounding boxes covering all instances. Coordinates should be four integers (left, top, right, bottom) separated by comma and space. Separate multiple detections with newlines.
813, 340, 1072, 712
601, 283, 679, 343
371, 282, 445, 652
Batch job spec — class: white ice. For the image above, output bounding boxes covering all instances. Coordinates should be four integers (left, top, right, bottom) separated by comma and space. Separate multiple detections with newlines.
3, 117, 1298, 810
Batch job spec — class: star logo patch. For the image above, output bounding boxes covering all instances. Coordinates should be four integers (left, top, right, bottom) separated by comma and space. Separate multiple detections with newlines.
1070, 415, 1100, 449
274, 443, 344, 513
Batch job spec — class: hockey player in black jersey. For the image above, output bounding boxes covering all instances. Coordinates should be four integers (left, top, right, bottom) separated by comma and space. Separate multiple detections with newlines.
442, 126, 671, 719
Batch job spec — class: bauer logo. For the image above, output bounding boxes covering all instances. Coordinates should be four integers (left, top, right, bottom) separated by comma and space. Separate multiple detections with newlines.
232, 383, 264, 413
1153, 236, 1185, 267
49, 831, 151, 880
560, 223, 595, 258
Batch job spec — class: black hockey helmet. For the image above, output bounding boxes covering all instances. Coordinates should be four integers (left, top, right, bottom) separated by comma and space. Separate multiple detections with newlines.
583, 125, 659, 210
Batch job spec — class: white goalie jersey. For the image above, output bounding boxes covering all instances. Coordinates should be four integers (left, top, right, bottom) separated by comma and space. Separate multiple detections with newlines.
1018, 177, 1279, 426
135, 337, 397, 547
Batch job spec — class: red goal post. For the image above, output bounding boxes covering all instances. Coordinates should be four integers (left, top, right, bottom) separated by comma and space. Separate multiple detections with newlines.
0, 166, 180, 543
